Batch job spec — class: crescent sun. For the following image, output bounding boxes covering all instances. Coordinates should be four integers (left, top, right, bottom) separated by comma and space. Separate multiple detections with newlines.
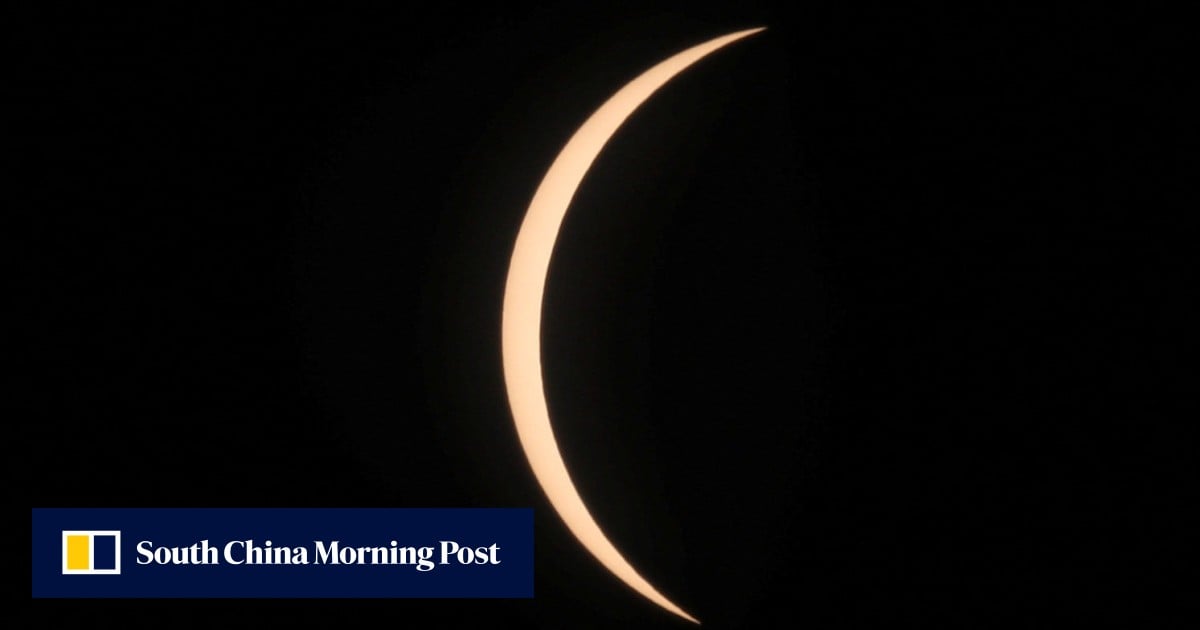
501, 28, 766, 624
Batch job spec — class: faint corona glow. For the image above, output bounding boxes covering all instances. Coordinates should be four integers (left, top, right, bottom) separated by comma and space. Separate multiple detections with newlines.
501, 28, 765, 625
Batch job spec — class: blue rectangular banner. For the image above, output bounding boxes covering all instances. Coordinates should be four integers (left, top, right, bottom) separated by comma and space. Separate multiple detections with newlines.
32, 508, 533, 598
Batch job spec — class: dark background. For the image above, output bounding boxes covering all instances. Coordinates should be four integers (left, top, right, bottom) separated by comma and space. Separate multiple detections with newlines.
21, 2, 1188, 627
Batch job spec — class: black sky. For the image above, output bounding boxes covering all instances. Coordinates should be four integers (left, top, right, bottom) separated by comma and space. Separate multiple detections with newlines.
21, 2, 1189, 627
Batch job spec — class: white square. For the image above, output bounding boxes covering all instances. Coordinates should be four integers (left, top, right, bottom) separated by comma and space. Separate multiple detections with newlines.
61, 530, 122, 575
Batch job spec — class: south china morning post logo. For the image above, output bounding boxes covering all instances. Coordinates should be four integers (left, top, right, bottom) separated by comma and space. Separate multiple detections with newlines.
33, 508, 533, 598
132, 538, 501, 570
61, 531, 121, 575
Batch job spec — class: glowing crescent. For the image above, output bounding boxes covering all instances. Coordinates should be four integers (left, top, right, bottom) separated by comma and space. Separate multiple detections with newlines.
501, 28, 765, 624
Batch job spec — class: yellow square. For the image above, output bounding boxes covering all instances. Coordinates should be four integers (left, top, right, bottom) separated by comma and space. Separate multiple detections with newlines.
67, 535, 90, 570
